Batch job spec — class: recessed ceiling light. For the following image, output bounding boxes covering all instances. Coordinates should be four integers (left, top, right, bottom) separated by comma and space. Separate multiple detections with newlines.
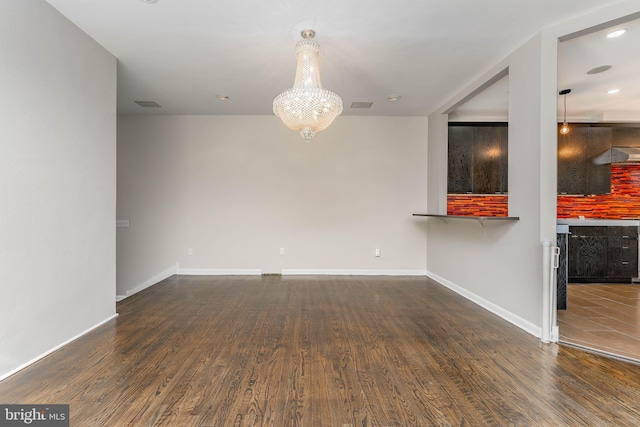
586, 65, 612, 75
141, 0, 159, 3
606, 28, 627, 38
607, 89, 621, 95
387, 94, 402, 102
216, 94, 229, 101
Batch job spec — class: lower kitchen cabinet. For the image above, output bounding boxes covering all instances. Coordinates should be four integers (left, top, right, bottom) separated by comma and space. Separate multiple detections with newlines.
608, 227, 639, 279
568, 226, 638, 282
557, 231, 568, 310
568, 227, 608, 279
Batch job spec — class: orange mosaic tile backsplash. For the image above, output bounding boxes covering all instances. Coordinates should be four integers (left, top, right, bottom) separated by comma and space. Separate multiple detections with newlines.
447, 194, 508, 217
557, 164, 640, 219
447, 165, 640, 218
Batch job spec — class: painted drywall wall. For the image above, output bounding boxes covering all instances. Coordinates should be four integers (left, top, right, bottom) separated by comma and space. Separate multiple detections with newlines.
427, 113, 448, 214
116, 116, 185, 297
425, 1, 640, 336
116, 115, 429, 296
0, 0, 116, 379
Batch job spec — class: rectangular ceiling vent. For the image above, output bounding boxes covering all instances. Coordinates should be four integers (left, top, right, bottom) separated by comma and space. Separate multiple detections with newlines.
350, 101, 373, 109
134, 100, 162, 108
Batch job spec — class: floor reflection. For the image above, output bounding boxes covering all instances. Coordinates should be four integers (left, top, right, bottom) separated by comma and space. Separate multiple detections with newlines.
558, 283, 640, 363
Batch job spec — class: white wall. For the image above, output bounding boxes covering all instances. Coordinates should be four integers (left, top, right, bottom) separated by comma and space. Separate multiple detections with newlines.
425, 1, 640, 337
0, 0, 116, 379
426, 114, 449, 214
116, 115, 429, 297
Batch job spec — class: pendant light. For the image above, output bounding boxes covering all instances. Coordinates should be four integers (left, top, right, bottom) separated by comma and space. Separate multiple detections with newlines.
273, 30, 343, 142
559, 89, 571, 135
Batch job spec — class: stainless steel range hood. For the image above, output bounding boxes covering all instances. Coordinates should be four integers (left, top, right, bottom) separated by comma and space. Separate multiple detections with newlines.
611, 147, 640, 163
593, 147, 640, 165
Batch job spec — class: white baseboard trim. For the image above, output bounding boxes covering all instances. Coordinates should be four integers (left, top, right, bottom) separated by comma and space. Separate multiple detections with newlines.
117, 263, 178, 301
0, 313, 119, 383
427, 270, 541, 338
176, 268, 263, 276
282, 269, 428, 276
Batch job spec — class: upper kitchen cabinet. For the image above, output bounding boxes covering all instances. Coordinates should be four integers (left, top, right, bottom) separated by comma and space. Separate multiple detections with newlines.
611, 127, 640, 147
448, 126, 473, 193
557, 125, 611, 195
448, 123, 508, 194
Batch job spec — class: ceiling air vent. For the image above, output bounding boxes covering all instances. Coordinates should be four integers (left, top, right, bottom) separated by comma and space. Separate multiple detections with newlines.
134, 100, 162, 108
350, 101, 373, 109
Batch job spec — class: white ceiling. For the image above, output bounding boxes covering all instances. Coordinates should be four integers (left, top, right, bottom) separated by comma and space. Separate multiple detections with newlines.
450, 14, 640, 122
44, 0, 627, 117
558, 16, 640, 122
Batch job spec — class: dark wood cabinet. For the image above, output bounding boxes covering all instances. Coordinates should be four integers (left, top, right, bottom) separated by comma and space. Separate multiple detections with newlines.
448, 123, 508, 194
568, 227, 608, 279
448, 126, 473, 193
557, 232, 568, 310
568, 226, 638, 282
611, 127, 640, 147
558, 127, 588, 195
588, 127, 612, 194
557, 125, 611, 195
608, 227, 639, 279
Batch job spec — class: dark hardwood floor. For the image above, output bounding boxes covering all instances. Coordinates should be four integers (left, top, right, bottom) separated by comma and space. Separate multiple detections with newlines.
2, 275, 640, 426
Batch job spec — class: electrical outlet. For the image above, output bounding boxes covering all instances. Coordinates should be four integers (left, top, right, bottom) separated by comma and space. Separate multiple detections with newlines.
375, 248, 381, 257
280, 247, 285, 255
188, 248, 194, 256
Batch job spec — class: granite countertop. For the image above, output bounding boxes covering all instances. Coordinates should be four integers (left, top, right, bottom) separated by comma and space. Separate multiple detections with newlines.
557, 218, 640, 227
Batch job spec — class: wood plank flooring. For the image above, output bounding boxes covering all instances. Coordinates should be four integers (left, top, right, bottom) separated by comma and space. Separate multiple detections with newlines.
3, 275, 640, 426
558, 283, 640, 362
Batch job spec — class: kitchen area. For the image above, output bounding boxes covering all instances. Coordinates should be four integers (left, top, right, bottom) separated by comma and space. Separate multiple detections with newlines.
555, 124, 640, 361
447, 121, 640, 361
447, 16, 640, 362
553, 17, 640, 362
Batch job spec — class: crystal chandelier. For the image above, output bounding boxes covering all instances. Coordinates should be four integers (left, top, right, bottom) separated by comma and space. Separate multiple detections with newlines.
273, 29, 343, 142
